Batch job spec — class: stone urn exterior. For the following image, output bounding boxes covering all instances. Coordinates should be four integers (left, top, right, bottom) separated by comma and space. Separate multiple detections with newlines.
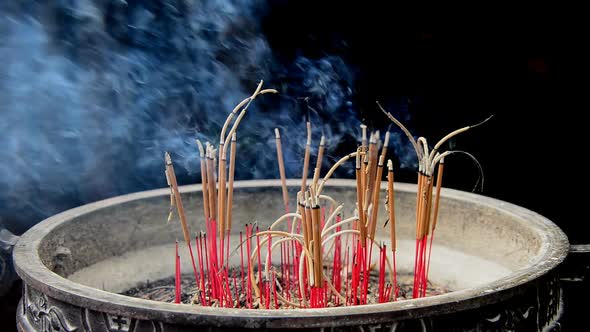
13, 180, 569, 331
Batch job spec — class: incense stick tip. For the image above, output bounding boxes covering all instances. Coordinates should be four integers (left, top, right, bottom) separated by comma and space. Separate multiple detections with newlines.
369, 133, 377, 144
471, 114, 495, 129
165, 152, 172, 165
196, 139, 204, 157
387, 159, 393, 170
274, 128, 280, 138
319, 135, 325, 146
383, 131, 390, 147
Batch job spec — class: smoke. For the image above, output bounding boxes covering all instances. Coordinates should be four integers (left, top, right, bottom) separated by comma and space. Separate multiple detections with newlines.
0, 1, 413, 233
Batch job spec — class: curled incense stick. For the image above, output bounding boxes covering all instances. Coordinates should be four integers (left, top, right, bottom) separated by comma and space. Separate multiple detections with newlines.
317, 151, 358, 194
220, 81, 277, 148
428, 115, 494, 162
377, 101, 420, 158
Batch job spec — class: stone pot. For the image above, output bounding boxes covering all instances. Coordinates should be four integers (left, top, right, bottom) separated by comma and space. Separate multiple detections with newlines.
13, 179, 568, 331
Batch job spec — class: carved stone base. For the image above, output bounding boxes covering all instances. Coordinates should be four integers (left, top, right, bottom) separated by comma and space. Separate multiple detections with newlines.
17, 271, 563, 332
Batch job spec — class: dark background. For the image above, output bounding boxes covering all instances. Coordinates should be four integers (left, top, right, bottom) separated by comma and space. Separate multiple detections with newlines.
262, 1, 587, 243
1, 1, 587, 330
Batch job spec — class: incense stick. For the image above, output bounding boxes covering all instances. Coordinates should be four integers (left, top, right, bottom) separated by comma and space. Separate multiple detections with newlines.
226, 133, 237, 231
300, 121, 312, 194
275, 128, 289, 211
387, 160, 396, 252
165, 152, 200, 285
315, 135, 325, 173
196, 140, 209, 222
368, 155, 385, 240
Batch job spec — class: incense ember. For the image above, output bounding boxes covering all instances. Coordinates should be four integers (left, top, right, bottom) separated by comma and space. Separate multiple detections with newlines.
153, 82, 490, 309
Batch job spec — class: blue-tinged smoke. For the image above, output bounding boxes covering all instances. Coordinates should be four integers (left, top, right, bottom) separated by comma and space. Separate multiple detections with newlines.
0, 1, 413, 233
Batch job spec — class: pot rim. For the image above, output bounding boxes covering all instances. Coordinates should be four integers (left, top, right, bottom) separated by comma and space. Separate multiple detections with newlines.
13, 179, 569, 328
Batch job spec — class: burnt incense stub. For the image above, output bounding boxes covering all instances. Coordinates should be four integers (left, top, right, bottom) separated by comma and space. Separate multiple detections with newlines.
14, 180, 568, 331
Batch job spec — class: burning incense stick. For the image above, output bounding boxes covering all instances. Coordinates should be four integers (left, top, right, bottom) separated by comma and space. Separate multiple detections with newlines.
315, 135, 325, 173
301, 121, 312, 194
360, 124, 367, 151
380, 131, 390, 160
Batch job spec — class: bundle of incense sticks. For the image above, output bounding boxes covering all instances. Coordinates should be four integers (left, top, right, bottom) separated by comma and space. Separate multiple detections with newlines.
164, 82, 489, 308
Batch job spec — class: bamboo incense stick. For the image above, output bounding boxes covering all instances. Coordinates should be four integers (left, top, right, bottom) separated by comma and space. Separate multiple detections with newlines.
312, 167, 320, 191
311, 198, 322, 285
315, 135, 325, 173
226, 133, 237, 231
301, 121, 312, 194
365, 133, 378, 207
196, 140, 209, 222
298, 192, 309, 252
360, 124, 367, 151
368, 155, 385, 240
165, 152, 200, 285
205, 145, 217, 222
380, 131, 390, 161
430, 158, 445, 233
218, 148, 227, 240
387, 160, 396, 252
275, 128, 289, 211
424, 158, 445, 294
355, 148, 366, 241
304, 192, 313, 254
165, 152, 192, 247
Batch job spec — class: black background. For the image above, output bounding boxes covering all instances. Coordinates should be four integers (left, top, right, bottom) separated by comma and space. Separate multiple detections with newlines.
262, 1, 587, 243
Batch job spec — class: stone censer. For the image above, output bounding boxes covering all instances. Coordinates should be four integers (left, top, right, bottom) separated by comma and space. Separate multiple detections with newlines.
13, 179, 568, 331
